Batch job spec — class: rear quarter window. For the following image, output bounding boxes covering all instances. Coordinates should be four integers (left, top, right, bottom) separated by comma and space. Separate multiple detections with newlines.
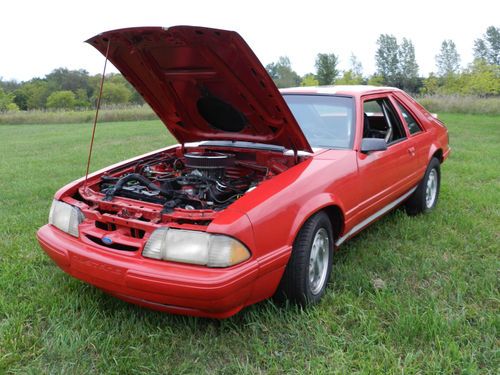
396, 102, 422, 135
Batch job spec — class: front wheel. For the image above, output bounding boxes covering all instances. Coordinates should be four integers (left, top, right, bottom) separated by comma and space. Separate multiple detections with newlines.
274, 211, 334, 306
405, 157, 441, 215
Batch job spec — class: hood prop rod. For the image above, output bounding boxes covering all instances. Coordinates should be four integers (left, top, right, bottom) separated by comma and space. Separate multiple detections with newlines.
83, 39, 111, 188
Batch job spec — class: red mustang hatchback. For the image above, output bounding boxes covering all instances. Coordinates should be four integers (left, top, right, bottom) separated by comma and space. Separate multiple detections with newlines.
37, 26, 450, 318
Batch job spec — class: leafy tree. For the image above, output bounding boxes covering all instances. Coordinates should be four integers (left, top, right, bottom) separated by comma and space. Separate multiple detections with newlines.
349, 54, 364, 79
108, 73, 144, 104
367, 74, 385, 86
0, 87, 19, 111
473, 26, 500, 65
421, 59, 500, 96
130, 89, 146, 105
46, 68, 92, 95
97, 82, 132, 105
421, 73, 440, 95
399, 38, 420, 92
462, 59, 500, 96
46, 90, 77, 109
0, 79, 20, 93
440, 74, 464, 95
375, 34, 400, 86
337, 54, 364, 85
336, 71, 364, 85
12, 88, 29, 110
88, 74, 103, 93
375, 35, 420, 92
75, 88, 91, 107
5, 102, 19, 111
315, 53, 339, 85
108, 73, 129, 86
300, 73, 319, 86
14, 80, 51, 109
473, 39, 489, 61
265, 56, 301, 88
436, 40, 461, 77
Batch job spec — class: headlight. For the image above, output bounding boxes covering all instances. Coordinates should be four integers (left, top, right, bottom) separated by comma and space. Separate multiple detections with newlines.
142, 228, 251, 268
48, 200, 84, 237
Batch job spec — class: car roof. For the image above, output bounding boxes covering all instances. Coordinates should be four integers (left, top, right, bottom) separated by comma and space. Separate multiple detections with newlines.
279, 85, 401, 97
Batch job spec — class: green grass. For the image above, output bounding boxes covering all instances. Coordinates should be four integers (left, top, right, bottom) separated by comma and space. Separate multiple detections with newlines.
0, 114, 499, 374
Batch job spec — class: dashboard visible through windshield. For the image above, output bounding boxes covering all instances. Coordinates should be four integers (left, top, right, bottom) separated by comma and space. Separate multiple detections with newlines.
283, 94, 355, 149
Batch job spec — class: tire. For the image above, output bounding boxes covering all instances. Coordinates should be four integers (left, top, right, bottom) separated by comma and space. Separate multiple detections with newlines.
274, 211, 334, 306
405, 157, 441, 215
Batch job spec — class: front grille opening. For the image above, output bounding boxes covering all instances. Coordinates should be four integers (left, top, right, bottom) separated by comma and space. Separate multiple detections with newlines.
130, 228, 145, 239
95, 221, 117, 231
85, 235, 139, 252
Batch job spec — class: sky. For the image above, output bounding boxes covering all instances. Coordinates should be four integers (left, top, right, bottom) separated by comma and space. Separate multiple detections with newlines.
1, 0, 499, 82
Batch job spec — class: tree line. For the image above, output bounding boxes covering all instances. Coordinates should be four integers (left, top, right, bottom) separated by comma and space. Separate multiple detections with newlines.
266, 26, 499, 95
0, 69, 145, 112
0, 26, 498, 112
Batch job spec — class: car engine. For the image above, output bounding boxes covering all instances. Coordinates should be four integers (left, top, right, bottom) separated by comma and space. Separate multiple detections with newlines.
99, 151, 265, 212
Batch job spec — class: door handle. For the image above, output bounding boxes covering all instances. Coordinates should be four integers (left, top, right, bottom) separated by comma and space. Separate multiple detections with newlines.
408, 147, 416, 156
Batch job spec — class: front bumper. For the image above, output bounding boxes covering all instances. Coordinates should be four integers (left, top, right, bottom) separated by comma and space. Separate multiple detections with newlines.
37, 224, 271, 318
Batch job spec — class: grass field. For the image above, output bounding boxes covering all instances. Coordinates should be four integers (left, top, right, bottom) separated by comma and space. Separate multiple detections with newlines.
0, 114, 498, 374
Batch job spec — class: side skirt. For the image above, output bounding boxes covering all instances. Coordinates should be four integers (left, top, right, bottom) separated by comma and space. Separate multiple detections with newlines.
335, 186, 417, 247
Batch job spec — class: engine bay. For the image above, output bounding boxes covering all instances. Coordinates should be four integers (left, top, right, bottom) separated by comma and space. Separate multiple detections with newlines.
100, 150, 265, 212
76, 145, 301, 223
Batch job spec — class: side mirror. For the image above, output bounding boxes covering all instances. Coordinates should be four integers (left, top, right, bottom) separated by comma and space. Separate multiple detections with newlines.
361, 138, 387, 153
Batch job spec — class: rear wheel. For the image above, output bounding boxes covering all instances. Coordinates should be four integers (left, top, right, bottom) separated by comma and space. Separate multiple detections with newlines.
405, 157, 441, 215
275, 211, 333, 306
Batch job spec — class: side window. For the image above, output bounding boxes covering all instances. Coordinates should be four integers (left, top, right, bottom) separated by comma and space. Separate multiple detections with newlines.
363, 98, 407, 144
396, 102, 422, 135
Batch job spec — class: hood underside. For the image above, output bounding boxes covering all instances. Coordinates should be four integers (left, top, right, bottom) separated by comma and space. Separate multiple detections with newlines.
86, 26, 312, 152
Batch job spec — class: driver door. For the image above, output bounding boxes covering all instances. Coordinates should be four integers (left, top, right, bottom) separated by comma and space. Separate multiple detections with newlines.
355, 95, 419, 221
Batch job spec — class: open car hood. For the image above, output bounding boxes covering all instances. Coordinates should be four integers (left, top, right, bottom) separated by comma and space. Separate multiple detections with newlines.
86, 26, 312, 152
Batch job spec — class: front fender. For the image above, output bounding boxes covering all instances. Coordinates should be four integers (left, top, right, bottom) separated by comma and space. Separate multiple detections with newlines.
236, 152, 356, 258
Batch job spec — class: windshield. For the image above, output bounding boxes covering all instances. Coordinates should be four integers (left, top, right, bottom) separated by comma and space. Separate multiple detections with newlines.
283, 94, 355, 149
